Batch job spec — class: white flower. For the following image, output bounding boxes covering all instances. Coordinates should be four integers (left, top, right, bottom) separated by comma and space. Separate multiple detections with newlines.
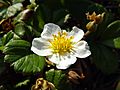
31, 23, 91, 69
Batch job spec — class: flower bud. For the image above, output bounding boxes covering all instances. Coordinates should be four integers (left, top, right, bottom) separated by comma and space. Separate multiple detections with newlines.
95, 12, 105, 24
31, 78, 55, 90
86, 21, 97, 32
86, 12, 96, 21
86, 12, 105, 24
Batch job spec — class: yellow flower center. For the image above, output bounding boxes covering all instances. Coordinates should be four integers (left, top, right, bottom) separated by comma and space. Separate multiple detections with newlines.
49, 31, 74, 55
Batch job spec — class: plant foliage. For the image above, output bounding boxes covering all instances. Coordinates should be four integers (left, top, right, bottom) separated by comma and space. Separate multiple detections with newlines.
0, 0, 120, 90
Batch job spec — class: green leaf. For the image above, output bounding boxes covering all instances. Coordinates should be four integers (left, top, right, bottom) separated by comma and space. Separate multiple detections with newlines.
0, 38, 2, 45
4, 54, 24, 63
46, 69, 64, 87
12, 0, 25, 4
13, 54, 45, 73
53, 70, 64, 87
14, 22, 33, 40
102, 37, 120, 49
6, 39, 30, 47
0, 9, 7, 19
101, 20, 120, 40
46, 69, 55, 82
0, 46, 4, 51
15, 79, 30, 88
33, 5, 45, 31
0, 38, 4, 51
2, 31, 14, 45
3, 39, 30, 64
3, 39, 31, 55
46, 69, 72, 90
90, 43, 118, 74
5, 3, 23, 18
14, 23, 26, 37
3, 39, 45, 73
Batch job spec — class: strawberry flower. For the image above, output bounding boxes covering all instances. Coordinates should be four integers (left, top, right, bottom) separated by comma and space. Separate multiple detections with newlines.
31, 23, 91, 69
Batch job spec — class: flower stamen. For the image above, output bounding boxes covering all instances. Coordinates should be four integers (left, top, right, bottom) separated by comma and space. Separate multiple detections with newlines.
49, 31, 74, 55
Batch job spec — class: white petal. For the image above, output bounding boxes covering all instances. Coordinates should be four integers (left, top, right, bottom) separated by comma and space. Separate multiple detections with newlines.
74, 41, 91, 58
56, 54, 77, 69
41, 23, 61, 39
69, 26, 84, 42
56, 64, 69, 69
48, 54, 60, 64
31, 38, 52, 56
